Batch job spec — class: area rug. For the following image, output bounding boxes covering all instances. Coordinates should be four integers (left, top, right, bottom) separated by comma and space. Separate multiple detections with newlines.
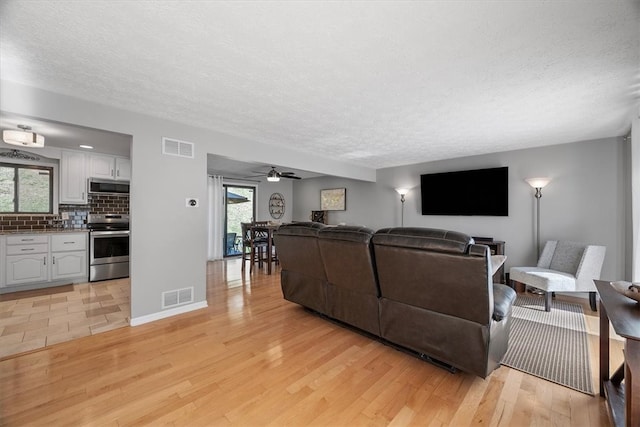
501, 295, 594, 395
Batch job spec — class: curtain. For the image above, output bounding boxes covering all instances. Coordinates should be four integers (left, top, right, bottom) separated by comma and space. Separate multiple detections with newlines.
207, 175, 224, 260
632, 118, 639, 281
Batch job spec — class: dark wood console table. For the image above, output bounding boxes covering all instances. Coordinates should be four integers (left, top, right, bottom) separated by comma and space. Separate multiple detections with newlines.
595, 279, 640, 427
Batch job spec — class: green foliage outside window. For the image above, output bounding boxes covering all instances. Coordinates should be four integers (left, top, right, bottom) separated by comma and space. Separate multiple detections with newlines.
0, 163, 53, 213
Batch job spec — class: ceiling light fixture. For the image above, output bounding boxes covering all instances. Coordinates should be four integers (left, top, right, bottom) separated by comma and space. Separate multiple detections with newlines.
79, 144, 94, 150
267, 168, 281, 182
2, 124, 45, 148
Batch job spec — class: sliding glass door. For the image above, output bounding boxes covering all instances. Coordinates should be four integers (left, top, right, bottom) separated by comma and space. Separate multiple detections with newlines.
224, 185, 255, 257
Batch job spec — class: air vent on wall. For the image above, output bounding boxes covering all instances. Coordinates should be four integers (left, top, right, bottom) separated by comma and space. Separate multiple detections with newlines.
162, 137, 194, 159
162, 286, 194, 309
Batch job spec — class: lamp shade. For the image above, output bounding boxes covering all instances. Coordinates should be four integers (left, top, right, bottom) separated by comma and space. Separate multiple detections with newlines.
525, 177, 550, 189
395, 188, 409, 196
3, 126, 45, 148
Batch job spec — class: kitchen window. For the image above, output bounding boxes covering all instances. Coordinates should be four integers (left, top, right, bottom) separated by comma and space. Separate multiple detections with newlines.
0, 163, 54, 213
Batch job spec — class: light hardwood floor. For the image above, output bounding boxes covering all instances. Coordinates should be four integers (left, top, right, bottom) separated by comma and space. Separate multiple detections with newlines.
0, 258, 622, 426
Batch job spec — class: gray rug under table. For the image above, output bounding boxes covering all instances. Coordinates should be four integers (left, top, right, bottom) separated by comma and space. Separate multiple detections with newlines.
501, 295, 594, 395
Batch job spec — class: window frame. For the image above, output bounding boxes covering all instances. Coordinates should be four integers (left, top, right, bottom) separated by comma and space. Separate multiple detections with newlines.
0, 162, 55, 214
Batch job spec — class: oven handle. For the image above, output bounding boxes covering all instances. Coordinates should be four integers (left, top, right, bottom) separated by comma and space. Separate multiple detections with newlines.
90, 230, 130, 237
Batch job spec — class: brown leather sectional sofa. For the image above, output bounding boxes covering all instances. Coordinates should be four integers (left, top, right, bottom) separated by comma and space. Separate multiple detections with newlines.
274, 222, 517, 378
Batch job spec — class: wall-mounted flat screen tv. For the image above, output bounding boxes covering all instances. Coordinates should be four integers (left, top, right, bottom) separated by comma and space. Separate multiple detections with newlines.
420, 166, 508, 216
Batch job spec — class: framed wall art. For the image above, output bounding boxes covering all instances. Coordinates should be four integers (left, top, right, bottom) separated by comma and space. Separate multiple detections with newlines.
320, 188, 346, 211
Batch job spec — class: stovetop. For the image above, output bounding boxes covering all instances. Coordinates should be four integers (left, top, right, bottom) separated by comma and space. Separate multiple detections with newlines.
87, 214, 130, 231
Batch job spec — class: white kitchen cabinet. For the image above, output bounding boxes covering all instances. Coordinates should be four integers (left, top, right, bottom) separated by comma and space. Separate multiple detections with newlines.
0, 235, 5, 288
52, 251, 87, 280
88, 153, 115, 179
2, 232, 89, 291
5, 235, 49, 286
60, 150, 87, 204
115, 157, 131, 180
51, 233, 87, 280
6, 254, 48, 285
89, 154, 130, 181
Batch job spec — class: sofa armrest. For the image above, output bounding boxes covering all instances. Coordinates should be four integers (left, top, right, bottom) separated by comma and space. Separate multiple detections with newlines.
492, 284, 516, 321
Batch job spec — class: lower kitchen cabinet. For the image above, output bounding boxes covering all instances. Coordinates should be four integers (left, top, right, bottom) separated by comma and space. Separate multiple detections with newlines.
6, 253, 48, 286
1, 232, 88, 291
52, 251, 87, 280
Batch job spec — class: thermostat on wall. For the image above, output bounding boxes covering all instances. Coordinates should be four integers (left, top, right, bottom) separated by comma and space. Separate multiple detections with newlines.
186, 198, 199, 207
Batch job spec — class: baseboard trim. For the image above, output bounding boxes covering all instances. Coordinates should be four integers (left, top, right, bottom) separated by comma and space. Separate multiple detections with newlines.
130, 301, 208, 326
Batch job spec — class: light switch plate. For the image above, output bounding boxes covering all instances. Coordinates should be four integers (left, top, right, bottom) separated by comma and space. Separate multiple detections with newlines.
186, 198, 199, 207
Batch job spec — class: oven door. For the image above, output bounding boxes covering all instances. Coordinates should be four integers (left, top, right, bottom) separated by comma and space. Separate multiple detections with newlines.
90, 230, 130, 265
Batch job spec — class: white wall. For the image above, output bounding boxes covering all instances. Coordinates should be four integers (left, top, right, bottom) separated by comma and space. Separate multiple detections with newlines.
293, 137, 628, 282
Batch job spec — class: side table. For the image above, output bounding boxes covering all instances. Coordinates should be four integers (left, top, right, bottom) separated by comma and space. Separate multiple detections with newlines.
595, 279, 640, 427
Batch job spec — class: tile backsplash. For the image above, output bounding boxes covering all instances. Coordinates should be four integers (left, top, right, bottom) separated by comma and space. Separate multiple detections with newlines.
0, 194, 129, 232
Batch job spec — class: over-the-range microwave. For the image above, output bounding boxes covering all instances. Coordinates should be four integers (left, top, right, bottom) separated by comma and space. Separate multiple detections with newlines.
88, 178, 130, 195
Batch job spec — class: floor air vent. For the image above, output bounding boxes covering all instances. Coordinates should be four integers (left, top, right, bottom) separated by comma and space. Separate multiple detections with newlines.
162, 137, 194, 159
162, 287, 194, 309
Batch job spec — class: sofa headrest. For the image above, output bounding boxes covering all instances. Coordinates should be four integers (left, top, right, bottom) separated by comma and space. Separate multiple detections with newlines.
318, 225, 375, 244
372, 227, 473, 254
274, 222, 326, 237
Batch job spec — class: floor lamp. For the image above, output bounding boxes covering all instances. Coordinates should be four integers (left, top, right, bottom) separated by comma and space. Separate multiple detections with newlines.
525, 177, 551, 257
395, 188, 408, 227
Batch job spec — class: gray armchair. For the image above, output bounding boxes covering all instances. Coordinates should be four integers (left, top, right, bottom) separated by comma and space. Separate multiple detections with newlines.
510, 240, 606, 311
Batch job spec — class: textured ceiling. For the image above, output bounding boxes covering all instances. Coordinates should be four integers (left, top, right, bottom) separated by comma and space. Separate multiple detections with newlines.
1, 1, 638, 169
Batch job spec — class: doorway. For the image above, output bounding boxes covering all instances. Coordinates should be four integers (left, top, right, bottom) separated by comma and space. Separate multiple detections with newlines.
224, 185, 255, 257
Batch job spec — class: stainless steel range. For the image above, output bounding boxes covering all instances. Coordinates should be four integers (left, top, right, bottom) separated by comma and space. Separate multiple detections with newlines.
87, 214, 130, 282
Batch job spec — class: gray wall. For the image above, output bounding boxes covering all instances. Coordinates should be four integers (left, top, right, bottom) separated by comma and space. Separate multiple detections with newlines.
1, 79, 630, 320
1, 80, 373, 321
293, 137, 627, 282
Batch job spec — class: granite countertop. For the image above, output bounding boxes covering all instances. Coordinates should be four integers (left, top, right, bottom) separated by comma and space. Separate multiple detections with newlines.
0, 229, 89, 235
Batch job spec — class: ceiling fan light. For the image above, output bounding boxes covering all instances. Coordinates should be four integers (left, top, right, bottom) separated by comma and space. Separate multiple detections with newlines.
3, 125, 45, 148
267, 168, 280, 182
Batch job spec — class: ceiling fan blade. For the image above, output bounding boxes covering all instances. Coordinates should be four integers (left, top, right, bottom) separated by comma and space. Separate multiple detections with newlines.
281, 174, 301, 179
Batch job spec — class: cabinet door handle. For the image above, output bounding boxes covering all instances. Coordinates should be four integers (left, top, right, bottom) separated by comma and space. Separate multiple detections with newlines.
44, 256, 46, 265
117, 169, 120, 177
53, 256, 56, 264
111, 169, 114, 177
22, 238, 34, 242
21, 248, 35, 251
64, 241, 74, 244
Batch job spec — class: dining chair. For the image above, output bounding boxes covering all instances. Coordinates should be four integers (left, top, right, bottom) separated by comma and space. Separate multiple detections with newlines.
241, 222, 268, 273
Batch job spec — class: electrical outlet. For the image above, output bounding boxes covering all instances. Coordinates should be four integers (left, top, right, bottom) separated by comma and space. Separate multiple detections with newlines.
186, 198, 199, 208
61, 212, 69, 220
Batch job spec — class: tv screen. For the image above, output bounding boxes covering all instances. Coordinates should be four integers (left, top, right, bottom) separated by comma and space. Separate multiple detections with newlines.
420, 166, 508, 216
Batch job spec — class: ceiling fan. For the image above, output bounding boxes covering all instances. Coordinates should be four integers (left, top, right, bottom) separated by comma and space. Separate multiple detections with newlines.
248, 166, 301, 182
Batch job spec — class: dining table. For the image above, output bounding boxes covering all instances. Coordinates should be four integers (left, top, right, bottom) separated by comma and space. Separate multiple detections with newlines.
250, 223, 280, 275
